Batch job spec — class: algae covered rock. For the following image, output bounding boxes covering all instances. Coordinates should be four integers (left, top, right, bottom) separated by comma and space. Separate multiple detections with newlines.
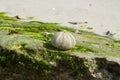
0, 12, 120, 80
0, 31, 41, 53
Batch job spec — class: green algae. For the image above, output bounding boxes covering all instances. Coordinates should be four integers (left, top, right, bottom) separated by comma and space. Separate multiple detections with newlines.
0, 12, 120, 80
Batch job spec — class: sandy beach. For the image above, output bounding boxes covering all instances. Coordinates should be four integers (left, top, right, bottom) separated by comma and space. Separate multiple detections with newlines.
0, 0, 120, 39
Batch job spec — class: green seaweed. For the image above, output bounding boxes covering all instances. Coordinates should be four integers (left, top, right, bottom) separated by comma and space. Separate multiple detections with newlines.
0, 12, 120, 79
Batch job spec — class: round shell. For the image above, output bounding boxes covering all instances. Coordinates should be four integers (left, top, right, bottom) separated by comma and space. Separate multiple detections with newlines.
51, 31, 76, 50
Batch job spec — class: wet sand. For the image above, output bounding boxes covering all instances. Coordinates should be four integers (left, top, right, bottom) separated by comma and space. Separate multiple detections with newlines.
0, 0, 120, 39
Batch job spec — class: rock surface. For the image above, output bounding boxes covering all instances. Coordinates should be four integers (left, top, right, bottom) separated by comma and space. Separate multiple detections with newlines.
71, 52, 120, 80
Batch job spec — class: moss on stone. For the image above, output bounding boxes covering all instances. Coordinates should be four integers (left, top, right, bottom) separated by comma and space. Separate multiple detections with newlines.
0, 12, 120, 80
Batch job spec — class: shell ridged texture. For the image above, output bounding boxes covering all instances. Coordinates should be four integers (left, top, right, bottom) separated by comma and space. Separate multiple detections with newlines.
51, 32, 76, 50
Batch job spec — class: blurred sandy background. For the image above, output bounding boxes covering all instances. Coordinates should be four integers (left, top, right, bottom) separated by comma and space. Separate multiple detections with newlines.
0, 0, 120, 39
